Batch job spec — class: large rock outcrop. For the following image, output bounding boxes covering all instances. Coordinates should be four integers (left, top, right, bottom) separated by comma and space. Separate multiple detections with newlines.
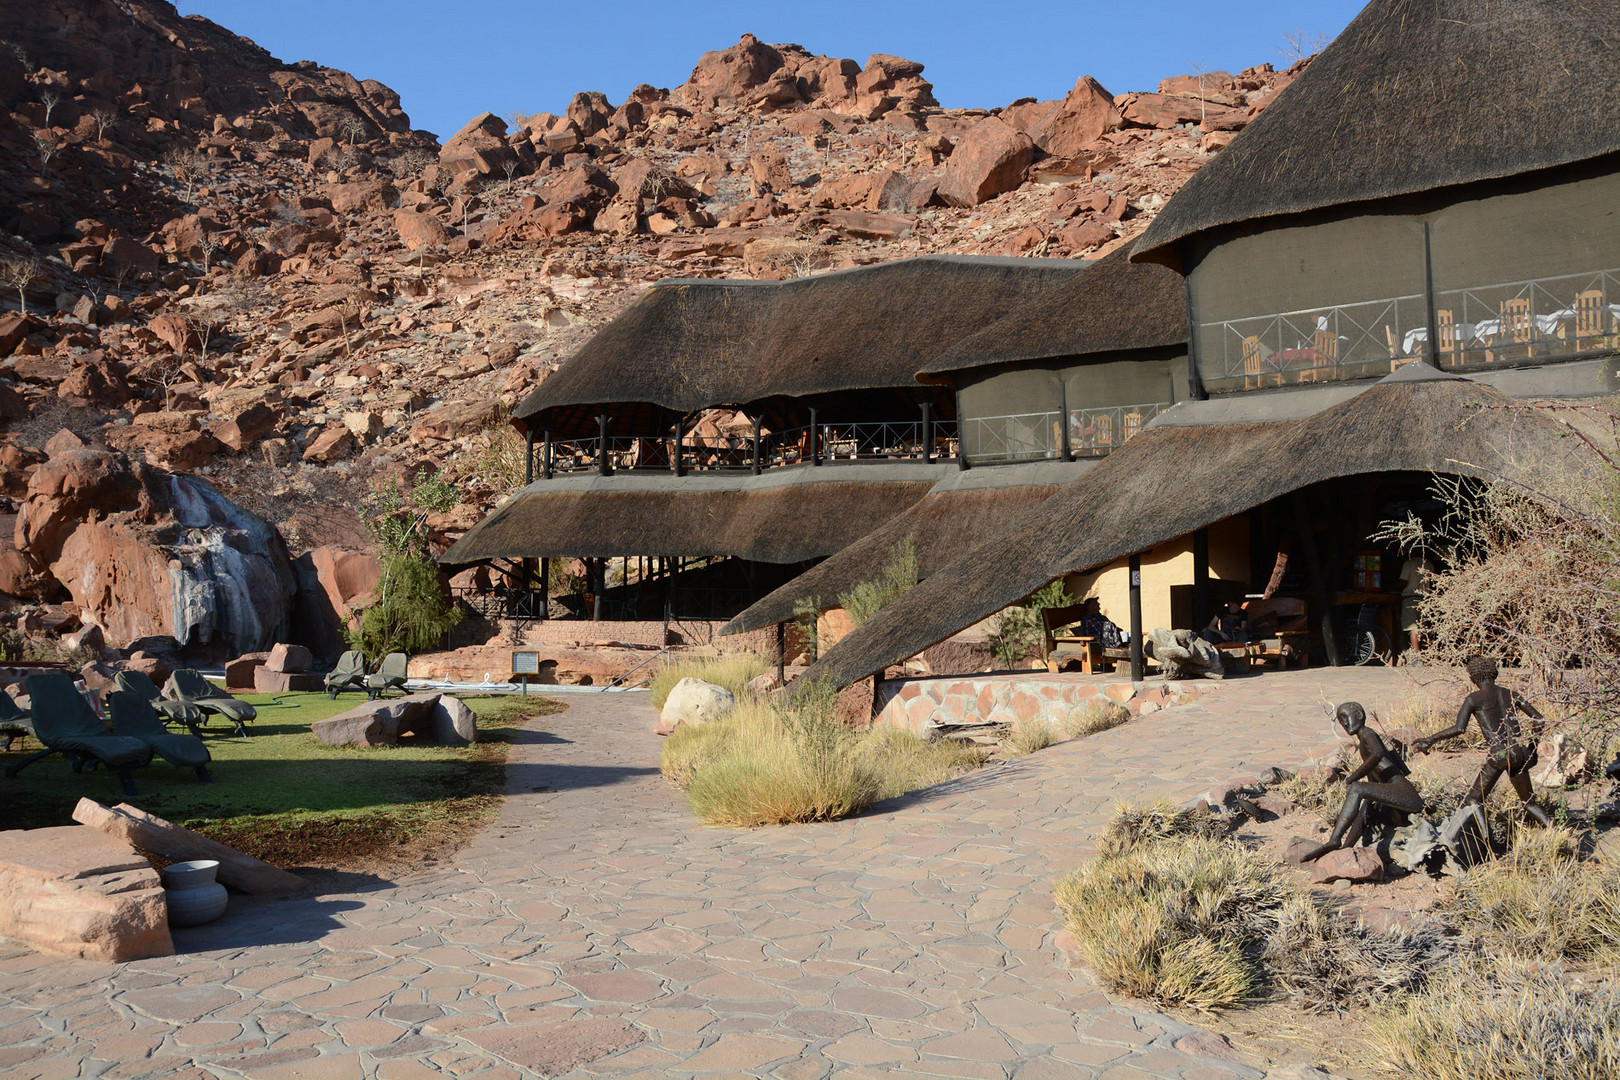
14, 441, 295, 654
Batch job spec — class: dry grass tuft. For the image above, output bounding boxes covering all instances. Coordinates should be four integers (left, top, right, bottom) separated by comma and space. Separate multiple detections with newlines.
860, 726, 989, 799
1372, 960, 1620, 1080
1099, 798, 1226, 857
1054, 832, 1288, 1010
649, 651, 770, 709
1063, 699, 1131, 738
1441, 827, 1620, 963
1001, 718, 1059, 757
1264, 894, 1452, 1013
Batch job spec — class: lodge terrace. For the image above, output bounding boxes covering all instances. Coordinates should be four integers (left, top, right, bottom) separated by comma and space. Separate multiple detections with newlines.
760, 0, 1620, 694
439, 251, 1188, 627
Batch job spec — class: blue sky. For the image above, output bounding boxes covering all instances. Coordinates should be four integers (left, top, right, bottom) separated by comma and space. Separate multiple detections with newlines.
178, 1, 1366, 139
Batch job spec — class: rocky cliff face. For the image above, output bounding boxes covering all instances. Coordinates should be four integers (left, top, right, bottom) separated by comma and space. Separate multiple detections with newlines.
0, 4, 1308, 660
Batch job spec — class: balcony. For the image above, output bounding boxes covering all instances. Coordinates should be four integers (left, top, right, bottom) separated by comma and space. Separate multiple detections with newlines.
1203, 266, 1620, 393
530, 420, 963, 479
960, 403, 1170, 465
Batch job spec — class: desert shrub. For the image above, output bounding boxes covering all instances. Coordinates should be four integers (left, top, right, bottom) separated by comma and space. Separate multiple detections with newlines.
648, 651, 769, 710
0, 630, 24, 663
348, 553, 462, 657
1001, 718, 1058, 757
1372, 960, 1620, 1080
791, 595, 822, 660
1275, 767, 1342, 825
685, 689, 879, 826
1375, 406, 1620, 748
1063, 699, 1130, 738
1441, 827, 1620, 963
1054, 832, 1291, 1010
838, 536, 918, 627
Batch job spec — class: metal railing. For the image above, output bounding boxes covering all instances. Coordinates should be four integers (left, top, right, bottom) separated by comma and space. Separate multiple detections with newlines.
960, 404, 1166, 464
1203, 265, 1620, 392
531, 419, 962, 478
452, 587, 546, 621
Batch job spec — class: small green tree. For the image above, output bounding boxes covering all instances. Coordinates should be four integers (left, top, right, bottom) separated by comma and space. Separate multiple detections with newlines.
988, 579, 1074, 670
792, 595, 823, 660
838, 536, 919, 626
347, 469, 464, 656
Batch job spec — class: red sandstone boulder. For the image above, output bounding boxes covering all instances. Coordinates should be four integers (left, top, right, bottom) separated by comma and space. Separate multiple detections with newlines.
1120, 92, 1205, 129
439, 111, 518, 177
0, 825, 172, 962
223, 652, 268, 691
1026, 76, 1122, 158
937, 116, 1035, 207
123, 653, 172, 689
1309, 846, 1384, 884
677, 34, 786, 108
210, 402, 279, 453
394, 209, 450, 251
265, 643, 313, 674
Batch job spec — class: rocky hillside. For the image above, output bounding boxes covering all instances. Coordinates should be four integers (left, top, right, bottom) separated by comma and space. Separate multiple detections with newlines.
0, 2, 1307, 662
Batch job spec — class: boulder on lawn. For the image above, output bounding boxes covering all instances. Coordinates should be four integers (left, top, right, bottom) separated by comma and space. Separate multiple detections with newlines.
312, 692, 448, 747
223, 652, 268, 692
253, 668, 323, 693
655, 677, 735, 736
123, 652, 172, 689
265, 643, 313, 674
430, 694, 477, 745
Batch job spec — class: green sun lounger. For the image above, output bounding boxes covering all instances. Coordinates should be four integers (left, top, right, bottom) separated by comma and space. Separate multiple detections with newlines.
168, 669, 257, 737
114, 670, 205, 737
364, 652, 409, 700
4, 672, 153, 796
109, 690, 212, 783
0, 689, 33, 751
325, 651, 368, 698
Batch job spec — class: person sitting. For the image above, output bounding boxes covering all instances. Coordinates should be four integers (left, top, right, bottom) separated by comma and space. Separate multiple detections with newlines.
1204, 600, 1251, 644
1300, 702, 1424, 863
1077, 597, 1127, 648
1412, 654, 1551, 826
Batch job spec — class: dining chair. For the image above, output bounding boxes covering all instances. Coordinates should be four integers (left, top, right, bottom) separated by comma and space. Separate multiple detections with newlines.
1575, 289, 1606, 351
1241, 335, 1264, 390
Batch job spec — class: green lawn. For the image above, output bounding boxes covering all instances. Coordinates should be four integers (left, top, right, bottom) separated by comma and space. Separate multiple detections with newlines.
2, 691, 564, 871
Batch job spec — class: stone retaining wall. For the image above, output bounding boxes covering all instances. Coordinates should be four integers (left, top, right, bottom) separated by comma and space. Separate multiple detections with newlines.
502, 619, 774, 653
873, 673, 1214, 735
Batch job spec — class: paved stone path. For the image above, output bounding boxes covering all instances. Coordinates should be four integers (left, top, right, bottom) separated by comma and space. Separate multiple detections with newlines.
0, 667, 1436, 1080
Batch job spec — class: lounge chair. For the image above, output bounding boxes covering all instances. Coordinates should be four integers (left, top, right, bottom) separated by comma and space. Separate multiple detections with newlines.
114, 670, 205, 737
168, 669, 257, 737
0, 690, 33, 751
365, 652, 408, 700
108, 690, 211, 783
325, 650, 367, 698
4, 672, 153, 796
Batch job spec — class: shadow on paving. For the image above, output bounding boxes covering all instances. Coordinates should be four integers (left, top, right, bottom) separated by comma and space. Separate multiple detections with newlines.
169, 894, 369, 953
505, 761, 661, 794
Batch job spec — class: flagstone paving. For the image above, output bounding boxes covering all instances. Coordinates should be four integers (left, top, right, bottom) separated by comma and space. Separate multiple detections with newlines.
0, 667, 1440, 1079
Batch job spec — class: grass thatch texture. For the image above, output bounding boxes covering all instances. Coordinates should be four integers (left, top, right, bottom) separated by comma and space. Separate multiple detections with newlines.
1372, 961, 1620, 1080
649, 651, 770, 710
1441, 827, 1620, 963
1054, 832, 1289, 1010
660, 694, 986, 826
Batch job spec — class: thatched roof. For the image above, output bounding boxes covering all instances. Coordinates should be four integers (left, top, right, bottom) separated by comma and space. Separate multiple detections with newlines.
920, 246, 1186, 377
720, 463, 1083, 634
1133, 0, 1620, 266
438, 470, 940, 565
515, 256, 1086, 430
798, 368, 1592, 689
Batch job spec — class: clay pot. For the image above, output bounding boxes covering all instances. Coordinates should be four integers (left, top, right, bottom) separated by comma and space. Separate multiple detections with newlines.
162, 859, 228, 926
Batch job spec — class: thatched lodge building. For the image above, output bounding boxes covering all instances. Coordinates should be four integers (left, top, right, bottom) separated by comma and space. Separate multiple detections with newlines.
786, 0, 1620, 691
442, 255, 1118, 623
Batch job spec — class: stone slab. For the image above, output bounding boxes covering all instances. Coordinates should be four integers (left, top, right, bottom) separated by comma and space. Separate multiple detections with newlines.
0, 826, 173, 962
254, 669, 324, 693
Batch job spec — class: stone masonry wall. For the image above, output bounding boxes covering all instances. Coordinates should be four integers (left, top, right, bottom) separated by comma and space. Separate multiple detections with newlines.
873, 674, 1214, 735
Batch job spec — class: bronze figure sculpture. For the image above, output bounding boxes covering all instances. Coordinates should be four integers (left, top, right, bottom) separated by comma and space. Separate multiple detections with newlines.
1300, 702, 1424, 863
1412, 655, 1552, 826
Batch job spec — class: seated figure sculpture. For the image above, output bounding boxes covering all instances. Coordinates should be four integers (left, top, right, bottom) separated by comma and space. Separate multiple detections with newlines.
1144, 627, 1224, 680
1301, 702, 1423, 862
1412, 654, 1552, 826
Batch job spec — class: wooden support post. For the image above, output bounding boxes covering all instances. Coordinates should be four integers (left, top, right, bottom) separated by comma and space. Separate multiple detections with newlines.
955, 387, 969, 470
525, 426, 534, 484
543, 427, 553, 479
591, 558, 604, 621
1129, 553, 1145, 683
752, 415, 762, 475
920, 401, 933, 463
776, 622, 786, 684
538, 557, 549, 619
1291, 491, 1338, 666
1059, 381, 1073, 462
672, 421, 683, 477
1192, 528, 1210, 633
597, 413, 610, 476
809, 406, 820, 466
